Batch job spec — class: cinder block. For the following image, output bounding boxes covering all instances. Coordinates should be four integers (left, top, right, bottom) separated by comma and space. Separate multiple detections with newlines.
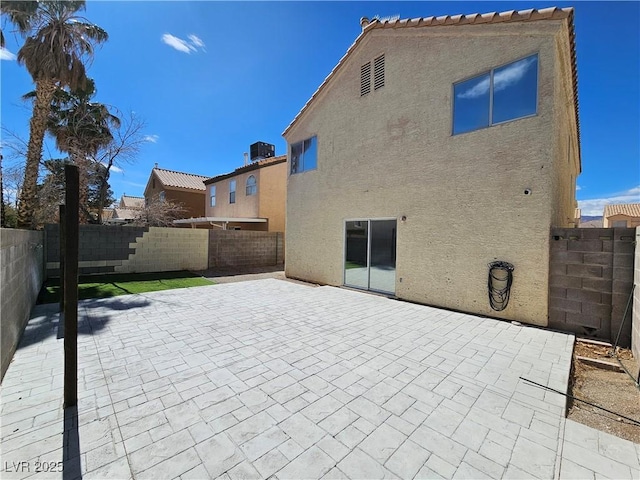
581, 302, 612, 318
612, 280, 633, 295
552, 298, 582, 313
582, 252, 612, 266
567, 264, 603, 277
565, 312, 604, 330
582, 277, 611, 292
566, 289, 601, 303
550, 275, 582, 289
568, 239, 604, 253
550, 251, 583, 263
548, 308, 566, 326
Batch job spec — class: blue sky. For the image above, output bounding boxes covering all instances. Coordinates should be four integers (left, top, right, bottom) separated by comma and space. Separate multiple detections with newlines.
1, 1, 638, 216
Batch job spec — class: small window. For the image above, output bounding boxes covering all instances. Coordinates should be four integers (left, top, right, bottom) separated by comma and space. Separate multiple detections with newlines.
360, 62, 371, 96
159, 191, 165, 202
229, 180, 236, 204
246, 175, 257, 196
453, 54, 538, 135
374, 54, 384, 90
290, 136, 317, 174
210, 185, 216, 207
612, 220, 628, 228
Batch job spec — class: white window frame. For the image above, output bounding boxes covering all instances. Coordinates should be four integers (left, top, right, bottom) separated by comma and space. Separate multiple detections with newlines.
210, 185, 216, 207
246, 175, 257, 196
229, 180, 236, 204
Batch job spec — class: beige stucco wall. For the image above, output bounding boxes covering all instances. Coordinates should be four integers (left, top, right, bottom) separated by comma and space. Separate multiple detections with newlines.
604, 214, 640, 228
285, 21, 577, 326
114, 227, 208, 273
258, 161, 287, 232
632, 227, 640, 362
205, 162, 287, 232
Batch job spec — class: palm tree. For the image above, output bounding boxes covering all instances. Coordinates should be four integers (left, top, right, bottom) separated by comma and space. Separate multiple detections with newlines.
10, 0, 107, 228
26, 79, 120, 223
0, 1, 39, 48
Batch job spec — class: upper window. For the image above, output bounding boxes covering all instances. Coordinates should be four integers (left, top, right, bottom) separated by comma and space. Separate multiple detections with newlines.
159, 191, 165, 202
210, 185, 216, 207
290, 136, 317, 174
453, 54, 538, 135
612, 220, 628, 228
246, 175, 257, 196
229, 180, 236, 204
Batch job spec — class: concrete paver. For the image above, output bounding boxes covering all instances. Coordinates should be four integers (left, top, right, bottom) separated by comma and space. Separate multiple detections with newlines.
1, 279, 638, 479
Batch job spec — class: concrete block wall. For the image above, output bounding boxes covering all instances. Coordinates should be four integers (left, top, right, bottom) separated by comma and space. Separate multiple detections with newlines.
549, 227, 635, 345
209, 230, 284, 268
45, 224, 148, 277
632, 227, 640, 361
1, 229, 44, 381
115, 227, 208, 273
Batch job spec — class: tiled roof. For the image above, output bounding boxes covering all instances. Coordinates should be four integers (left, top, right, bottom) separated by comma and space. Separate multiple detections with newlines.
204, 155, 287, 185
112, 208, 140, 220
603, 203, 640, 218
282, 7, 580, 158
154, 168, 208, 191
120, 195, 144, 209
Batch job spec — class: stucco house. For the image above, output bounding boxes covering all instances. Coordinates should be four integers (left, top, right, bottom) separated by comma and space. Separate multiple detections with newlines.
105, 194, 145, 224
175, 155, 287, 231
603, 203, 640, 228
143, 166, 208, 220
283, 7, 580, 326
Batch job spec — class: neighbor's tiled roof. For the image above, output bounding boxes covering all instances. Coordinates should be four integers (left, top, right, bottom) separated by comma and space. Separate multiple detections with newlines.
112, 208, 139, 220
120, 195, 144, 208
204, 155, 287, 185
282, 7, 580, 158
603, 203, 640, 218
154, 168, 208, 191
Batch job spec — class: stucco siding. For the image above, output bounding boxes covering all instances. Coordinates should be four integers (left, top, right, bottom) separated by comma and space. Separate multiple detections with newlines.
286, 21, 572, 326
258, 161, 287, 232
206, 171, 260, 219
145, 180, 205, 219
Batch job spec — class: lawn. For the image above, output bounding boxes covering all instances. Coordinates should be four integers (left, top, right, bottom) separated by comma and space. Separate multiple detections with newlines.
38, 271, 215, 304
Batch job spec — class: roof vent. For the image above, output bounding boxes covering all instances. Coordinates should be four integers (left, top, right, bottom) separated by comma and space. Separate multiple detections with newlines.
250, 142, 275, 162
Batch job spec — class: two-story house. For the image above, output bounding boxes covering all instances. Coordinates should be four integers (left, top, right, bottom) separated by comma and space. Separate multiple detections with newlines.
178, 155, 286, 231
603, 204, 640, 228
283, 7, 580, 327
143, 166, 208, 219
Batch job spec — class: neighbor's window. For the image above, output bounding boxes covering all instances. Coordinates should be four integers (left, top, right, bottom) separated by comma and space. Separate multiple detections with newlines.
210, 185, 216, 207
290, 136, 317, 174
612, 220, 628, 228
453, 54, 538, 135
229, 180, 236, 204
246, 175, 257, 196
159, 191, 165, 202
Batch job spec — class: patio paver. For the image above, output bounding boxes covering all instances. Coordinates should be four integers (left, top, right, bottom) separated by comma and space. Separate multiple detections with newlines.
1, 279, 638, 479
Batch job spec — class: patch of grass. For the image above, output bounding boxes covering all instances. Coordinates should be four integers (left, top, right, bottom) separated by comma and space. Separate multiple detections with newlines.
38, 270, 214, 304
345, 261, 366, 270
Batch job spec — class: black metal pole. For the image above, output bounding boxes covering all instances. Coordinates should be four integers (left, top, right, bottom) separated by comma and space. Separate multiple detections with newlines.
64, 165, 79, 408
59, 204, 66, 313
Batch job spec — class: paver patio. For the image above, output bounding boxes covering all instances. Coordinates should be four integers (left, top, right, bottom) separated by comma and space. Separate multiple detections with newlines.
1, 279, 638, 479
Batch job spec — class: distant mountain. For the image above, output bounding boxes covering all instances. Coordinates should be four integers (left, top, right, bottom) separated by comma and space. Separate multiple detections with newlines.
579, 215, 603, 228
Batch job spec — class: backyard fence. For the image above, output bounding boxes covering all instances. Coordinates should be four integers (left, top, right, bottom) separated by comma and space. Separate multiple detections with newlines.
549, 227, 635, 346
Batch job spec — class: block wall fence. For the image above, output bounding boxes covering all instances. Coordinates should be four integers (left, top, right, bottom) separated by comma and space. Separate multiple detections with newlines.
549, 227, 635, 346
632, 227, 640, 361
1, 229, 44, 381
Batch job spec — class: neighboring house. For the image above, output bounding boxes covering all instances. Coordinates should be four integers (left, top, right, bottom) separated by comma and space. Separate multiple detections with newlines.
143, 166, 208, 219
282, 7, 580, 327
603, 203, 640, 228
105, 194, 145, 224
175, 155, 287, 231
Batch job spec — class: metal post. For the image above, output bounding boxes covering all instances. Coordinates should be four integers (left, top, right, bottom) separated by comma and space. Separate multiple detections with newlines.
59, 204, 66, 313
64, 165, 79, 408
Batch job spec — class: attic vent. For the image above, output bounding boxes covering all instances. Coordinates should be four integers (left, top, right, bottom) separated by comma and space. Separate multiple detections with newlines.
360, 61, 371, 96
374, 54, 385, 90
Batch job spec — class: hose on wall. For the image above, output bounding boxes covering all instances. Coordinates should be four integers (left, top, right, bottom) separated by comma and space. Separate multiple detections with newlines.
488, 261, 514, 311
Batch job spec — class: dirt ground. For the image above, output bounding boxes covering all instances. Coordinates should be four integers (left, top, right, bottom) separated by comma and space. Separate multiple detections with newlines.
568, 340, 640, 443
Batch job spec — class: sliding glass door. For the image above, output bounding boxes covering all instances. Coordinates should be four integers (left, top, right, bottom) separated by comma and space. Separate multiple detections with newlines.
344, 219, 396, 294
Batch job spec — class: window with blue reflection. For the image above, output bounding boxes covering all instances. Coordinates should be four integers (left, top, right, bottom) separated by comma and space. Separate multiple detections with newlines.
453, 54, 538, 135
290, 136, 317, 174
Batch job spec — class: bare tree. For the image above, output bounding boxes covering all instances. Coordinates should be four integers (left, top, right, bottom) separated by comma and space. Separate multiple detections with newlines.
93, 111, 146, 223
131, 198, 186, 227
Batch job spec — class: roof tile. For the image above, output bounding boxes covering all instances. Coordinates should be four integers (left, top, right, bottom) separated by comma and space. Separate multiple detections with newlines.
154, 168, 208, 191
603, 203, 640, 218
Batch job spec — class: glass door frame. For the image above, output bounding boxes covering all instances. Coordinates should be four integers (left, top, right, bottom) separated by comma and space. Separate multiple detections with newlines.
343, 217, 397, 294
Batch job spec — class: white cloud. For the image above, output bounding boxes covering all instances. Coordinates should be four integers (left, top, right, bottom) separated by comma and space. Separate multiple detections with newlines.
143, 134, 159, 143
188, 34, 205, 50
457, 56, 537, 100
0, 48, 16, 61
161, 33, 205, 54
576, 185, 582, 191
100, 162, 123, 173
578, 186, 640, 216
